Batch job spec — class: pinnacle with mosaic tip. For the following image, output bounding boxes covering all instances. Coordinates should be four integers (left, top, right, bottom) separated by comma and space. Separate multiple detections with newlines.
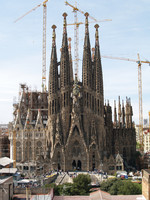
94, 24, 99, 30
84, 12, 89, 17
62, 12, 68, 18
52, 24, 57, 30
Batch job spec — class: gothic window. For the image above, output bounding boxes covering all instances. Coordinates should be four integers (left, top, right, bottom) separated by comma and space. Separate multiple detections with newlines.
50, 83, 52, 94
53, 82, 55, 93
72, 140, 81, 157
24, 132, 28, 138
55, 99, 57, 113
36, 147, 40, 156
40, 132, 43, 137
92, 144, 96, 150
95, 98, 96, 113
92, 152, 95, 171
58, 77, 60, 89
90, 94, 91, 109
84, 92, 86, 106
57, 152, 61, 162
37, 141, 42, 147
16, 147, 21, 162
92, 96, 94, 111
66, 92, 68, 106
98, 99, 100, 115
72, 160, 76, 169
100, 102, 102, 116
36, 132, 40, 138
64, 93, 65, 107
87, 93, 89, 108
52, 100, 54, 114
36, 146, 43, 156
29, 132, 32, 138
29, 147, 32, 161
16, 131, 20, 138
50, 101, 52, 115
73, 126, 79, 136
58, 97, 60, 112
24, 147, 28, 161
16, 141, 21, 148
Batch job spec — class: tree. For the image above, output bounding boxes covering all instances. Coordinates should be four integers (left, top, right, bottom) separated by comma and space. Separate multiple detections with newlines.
118, 181, 142, 195
100, 178, 118, 193
100, 179, 142, 195
52, 174, 91, 196
71, 174, 91, 195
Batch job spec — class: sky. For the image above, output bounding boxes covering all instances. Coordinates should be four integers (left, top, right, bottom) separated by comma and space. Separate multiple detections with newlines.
0, 0, 150, 125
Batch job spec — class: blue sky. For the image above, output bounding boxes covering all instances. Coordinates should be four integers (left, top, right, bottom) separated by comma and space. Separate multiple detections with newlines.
0, 0, 150, 124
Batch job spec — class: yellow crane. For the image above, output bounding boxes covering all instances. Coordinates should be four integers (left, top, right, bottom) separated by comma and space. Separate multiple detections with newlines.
65, 1, 111, 79
102, 54, 150, 148
14, 0, 48, 92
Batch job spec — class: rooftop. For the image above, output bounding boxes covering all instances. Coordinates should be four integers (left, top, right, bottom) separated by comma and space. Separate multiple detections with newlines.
0, 168, 17, 174
0, 157, 14, 166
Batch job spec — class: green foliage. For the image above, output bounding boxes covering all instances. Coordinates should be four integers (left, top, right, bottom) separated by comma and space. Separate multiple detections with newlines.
100, 178, 118, 192
44, 183, 56, 188
100, 179, 142, 195
53, 174, 91, 196
54, 183, 73, 196
109, 180, 123, 195
71, 174, 91, 195
136, 142, 141, 150
118, 181, 142, 195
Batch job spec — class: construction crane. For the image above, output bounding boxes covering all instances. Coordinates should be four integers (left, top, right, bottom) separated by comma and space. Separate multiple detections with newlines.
14, 0, 48, 92
102, 54, 150, 148
65, 1, 111, 79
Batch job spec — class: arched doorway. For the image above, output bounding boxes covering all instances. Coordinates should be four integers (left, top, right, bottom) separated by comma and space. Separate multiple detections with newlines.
77, 160, 82, 171
57, 152, 61, 170
72, 160, 76, 170
92, 152, 95, 171
58, 163, 61, 170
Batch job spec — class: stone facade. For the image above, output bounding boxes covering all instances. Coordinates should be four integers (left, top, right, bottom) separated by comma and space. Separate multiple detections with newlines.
9, 13, 136, 174
142, 169, 150, 200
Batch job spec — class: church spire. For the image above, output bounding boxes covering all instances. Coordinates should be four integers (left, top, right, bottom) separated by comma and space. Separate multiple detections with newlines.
122, 100, 125, 127
114, 100, 117, 127
60, 12, 70, 88
49, 25, 58, 96
82, 12, 92, 88
118, 96, 121, 127
94, 24, 103, 96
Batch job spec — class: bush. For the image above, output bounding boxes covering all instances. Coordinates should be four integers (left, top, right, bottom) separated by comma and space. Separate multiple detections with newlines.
100, 179, 142, 195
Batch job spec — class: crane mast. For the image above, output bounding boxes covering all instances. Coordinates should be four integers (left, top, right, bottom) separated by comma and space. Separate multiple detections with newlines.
42, 2, 47, 92
74, 3, 79, 79
137, 54, 143, 146
14, 0, 48, 92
